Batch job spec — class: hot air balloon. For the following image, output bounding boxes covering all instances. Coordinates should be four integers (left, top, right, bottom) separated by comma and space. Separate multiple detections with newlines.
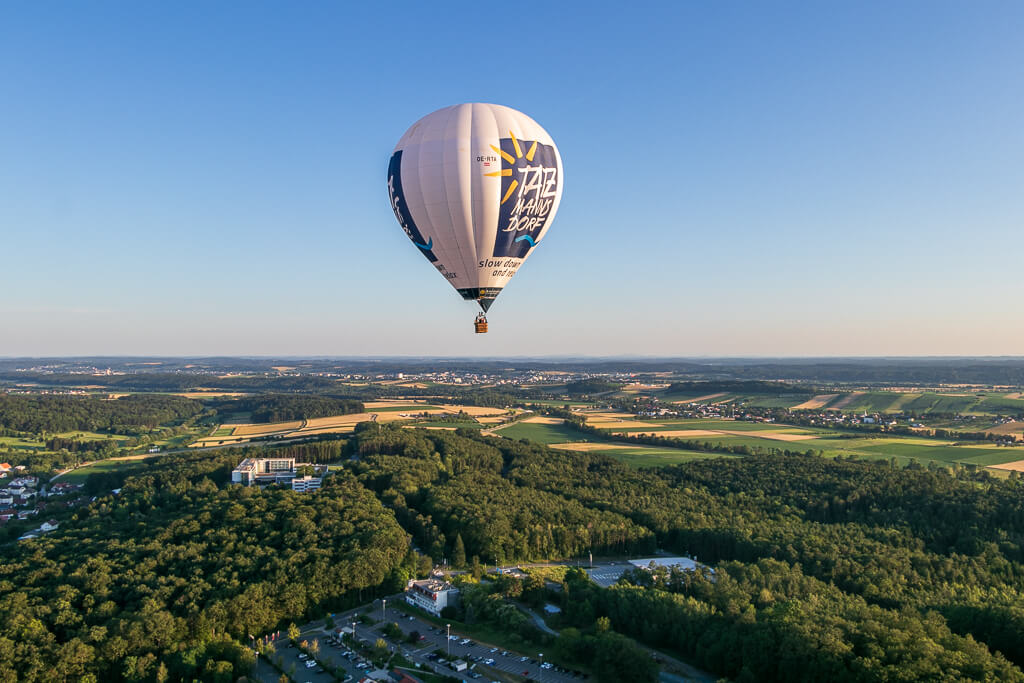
387, 103, 563, 333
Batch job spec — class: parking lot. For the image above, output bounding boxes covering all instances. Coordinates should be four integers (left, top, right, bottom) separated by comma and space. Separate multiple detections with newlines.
584, 562, 629, 588
390, 610, 582, 683
259, 601, 585, 683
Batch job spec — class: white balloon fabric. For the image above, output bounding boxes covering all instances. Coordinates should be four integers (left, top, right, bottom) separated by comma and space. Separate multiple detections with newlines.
388, 103, 563, 312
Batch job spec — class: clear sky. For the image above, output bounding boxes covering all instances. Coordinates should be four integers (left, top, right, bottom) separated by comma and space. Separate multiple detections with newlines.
2, 1, 1022, 357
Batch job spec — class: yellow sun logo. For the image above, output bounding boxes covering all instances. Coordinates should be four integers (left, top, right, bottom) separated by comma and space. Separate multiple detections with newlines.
484, 131, 538, 204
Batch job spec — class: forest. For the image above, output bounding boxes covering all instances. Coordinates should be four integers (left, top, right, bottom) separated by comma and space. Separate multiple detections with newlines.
2, 421, 1024, 681
350, 425, 1024, 681
0, 394, 203, 434
211, 394, 363, 423
0, 450, 412, 682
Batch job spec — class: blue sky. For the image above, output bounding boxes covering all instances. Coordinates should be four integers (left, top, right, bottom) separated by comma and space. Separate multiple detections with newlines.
2, 2, 1022, 356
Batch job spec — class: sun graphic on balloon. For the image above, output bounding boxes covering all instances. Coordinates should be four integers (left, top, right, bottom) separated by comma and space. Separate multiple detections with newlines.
484, 131, 539, 204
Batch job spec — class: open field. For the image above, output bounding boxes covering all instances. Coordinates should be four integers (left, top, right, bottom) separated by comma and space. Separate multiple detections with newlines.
775, 390, 1024, 416
0, 435, 44, 450
493, 420, 589, 444
792, 394, 835, 410
56, 458, 146, 484
519, 415, 564, 424
191, 404, 513, 446
989, 459, 1024, 472
53, 431, 130, 442
231, 421, 303, 436
569, 412, 1024, 470
409, 421, 483, 429
986, 421, 1024, 437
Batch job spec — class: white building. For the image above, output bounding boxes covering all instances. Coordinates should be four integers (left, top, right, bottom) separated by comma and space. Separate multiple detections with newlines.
231, 457, 296, 486
291, 475, 322, 493
405, 577, 460, 616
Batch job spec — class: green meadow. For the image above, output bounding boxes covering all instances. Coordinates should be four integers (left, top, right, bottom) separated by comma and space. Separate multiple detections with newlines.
56, 458, 146, 485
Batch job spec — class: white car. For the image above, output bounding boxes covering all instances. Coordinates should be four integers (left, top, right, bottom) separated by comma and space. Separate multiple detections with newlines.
305, 660, 316, 668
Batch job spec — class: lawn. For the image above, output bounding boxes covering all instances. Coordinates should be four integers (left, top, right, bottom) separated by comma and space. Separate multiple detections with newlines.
857, 441, 1000, 463
495, 421, 598, 444
0, 435, 44, 451
54, 431, 130, 441
958, 450, 1024, 467
57, 458, 146, 485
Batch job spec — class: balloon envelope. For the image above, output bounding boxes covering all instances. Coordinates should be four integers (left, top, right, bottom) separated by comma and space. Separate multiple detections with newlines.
387, 103, 563, 311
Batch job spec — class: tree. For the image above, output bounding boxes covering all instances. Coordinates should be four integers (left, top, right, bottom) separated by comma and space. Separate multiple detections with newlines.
287, 623, 300, 643
453, 533, 467, 568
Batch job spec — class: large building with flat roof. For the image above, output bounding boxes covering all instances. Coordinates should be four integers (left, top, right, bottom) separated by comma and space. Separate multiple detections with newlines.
231, 457, 296, 486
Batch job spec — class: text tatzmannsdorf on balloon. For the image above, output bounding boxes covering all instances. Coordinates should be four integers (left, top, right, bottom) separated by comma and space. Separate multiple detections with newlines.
387, 103, 563, 313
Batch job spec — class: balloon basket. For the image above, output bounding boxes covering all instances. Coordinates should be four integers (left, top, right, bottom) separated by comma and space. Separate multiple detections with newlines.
474, 314, 488, 334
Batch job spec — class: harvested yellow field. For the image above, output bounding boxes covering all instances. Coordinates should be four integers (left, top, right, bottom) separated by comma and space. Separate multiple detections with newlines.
294, 425, 356, 436
549, 442, 621, 452
829, 392, 865, 410
271, 366, 296, 372
232, 421, 303, 436
990, 459, 1024, 472
610, 428, 816, 441
363, 400, 431, 409
586, 411, 636, 421
438, 404, 507, 416
476, 416, 508, 424
987, 421, 1024, 436
744, 431, 817, 442
588, 420, 644, 430
676, 392, 727, 403
1004, 393, 1023, 400
304, 413, 408, 429
792, 394, 836, 410
522, 416, 564, 424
